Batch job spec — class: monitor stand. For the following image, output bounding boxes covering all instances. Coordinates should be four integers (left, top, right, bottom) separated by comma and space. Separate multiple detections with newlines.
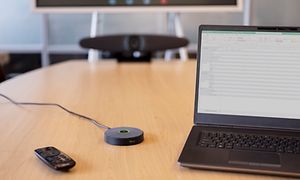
164, 12, 188, 61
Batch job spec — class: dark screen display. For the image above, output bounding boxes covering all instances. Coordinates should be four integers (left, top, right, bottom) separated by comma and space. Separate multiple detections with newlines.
37, 0, 237, 7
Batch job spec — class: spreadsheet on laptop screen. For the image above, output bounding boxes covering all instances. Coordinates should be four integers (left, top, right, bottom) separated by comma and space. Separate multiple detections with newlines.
198, 30, 300, 119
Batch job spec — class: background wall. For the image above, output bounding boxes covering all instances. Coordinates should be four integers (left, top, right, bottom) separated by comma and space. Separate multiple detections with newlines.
1, 0, 300, 48
0, 1, 41, 45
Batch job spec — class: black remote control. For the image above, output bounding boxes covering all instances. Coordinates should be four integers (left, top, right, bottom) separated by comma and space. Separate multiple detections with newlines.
34, 146, 76, 171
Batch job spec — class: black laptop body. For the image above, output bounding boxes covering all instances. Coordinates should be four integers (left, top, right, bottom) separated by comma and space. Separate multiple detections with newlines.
178, 25, 300, 177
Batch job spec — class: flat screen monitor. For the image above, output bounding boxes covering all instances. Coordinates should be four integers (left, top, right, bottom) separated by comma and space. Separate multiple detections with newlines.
33, 0, 243, 13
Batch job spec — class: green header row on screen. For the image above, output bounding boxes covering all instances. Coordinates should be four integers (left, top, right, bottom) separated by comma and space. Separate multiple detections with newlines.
203, 30, 300, 35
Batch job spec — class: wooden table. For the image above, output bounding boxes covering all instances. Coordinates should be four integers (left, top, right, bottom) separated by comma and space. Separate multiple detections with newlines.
0, 60, 290, 179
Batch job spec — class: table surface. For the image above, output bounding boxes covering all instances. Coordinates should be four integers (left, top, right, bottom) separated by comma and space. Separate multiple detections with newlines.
0, 60, 291, 180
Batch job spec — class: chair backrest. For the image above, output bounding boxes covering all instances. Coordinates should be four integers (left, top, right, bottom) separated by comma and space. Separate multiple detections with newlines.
80, 34, 189, 62
0, 67, 5, 82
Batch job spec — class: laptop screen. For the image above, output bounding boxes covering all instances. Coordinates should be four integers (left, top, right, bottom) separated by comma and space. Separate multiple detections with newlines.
198, 30, 300, 120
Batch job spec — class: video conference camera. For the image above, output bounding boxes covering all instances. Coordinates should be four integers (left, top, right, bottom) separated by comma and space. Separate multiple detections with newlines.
80, 34, 189, 62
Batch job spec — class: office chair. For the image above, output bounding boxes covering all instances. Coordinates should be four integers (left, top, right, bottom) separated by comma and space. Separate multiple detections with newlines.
0, 53, 9, 82
79, 34, 189, 62
0, 67, 5, 82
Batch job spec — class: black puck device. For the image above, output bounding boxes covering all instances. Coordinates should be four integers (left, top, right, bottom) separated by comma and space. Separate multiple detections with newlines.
104, 127, 144, 146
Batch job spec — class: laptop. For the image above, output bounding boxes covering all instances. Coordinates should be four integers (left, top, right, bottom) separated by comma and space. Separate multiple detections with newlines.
178, 25, 300, 177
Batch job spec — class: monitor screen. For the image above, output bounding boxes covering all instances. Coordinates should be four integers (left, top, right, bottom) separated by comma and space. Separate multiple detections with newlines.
34, 0, 242, 13
198, 30, 300, 119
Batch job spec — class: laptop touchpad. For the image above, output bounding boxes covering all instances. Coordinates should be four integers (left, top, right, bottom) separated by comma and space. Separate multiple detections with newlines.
229, 151, 281, 168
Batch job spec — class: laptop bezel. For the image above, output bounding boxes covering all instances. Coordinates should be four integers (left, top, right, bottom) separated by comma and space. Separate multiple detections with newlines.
194, 25, 300, 131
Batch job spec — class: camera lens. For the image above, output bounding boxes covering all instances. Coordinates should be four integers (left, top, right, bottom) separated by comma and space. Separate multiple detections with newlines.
129, 36, 140, 50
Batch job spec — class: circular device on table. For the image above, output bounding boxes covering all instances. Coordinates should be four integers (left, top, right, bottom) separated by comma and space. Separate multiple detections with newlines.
104, 127, 144, 146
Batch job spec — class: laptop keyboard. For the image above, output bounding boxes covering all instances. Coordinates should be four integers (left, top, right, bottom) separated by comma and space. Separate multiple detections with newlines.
199, 131, 300, 154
